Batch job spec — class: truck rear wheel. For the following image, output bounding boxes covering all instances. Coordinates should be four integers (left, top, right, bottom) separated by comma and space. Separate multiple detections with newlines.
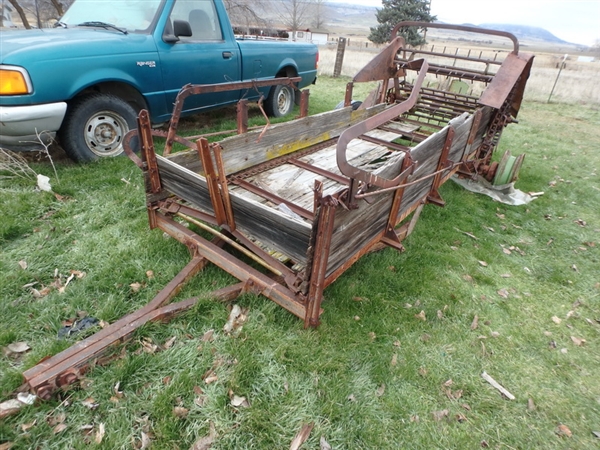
264, 84, 295, 118
59, 93, 138, 162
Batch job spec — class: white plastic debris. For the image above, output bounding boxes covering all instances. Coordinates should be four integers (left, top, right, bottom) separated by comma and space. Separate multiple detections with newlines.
37, 174, 52, 192
452, 175, 535, 206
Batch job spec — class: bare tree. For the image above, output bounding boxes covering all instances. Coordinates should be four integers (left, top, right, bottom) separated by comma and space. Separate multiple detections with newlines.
6, 0, 31, 29
276, 0, 313, 32
224, 0, 268, 34
49, 0, 65, 16
310, 0, 327, 30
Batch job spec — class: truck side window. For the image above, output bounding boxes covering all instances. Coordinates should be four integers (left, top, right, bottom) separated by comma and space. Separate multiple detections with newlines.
168, 0, 222, 41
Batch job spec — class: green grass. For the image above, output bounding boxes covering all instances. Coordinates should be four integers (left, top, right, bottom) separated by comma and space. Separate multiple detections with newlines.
1, 78, 599, 449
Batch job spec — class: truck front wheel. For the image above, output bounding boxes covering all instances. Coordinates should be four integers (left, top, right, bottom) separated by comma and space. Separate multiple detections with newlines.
264, 84, 295, 118
59, 93, 138, 162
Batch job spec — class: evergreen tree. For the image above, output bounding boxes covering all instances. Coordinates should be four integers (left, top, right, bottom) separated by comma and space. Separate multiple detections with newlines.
368, 0, 436, 46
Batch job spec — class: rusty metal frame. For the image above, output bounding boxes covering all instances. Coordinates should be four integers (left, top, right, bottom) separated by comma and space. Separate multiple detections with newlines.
21, 24, 535, 400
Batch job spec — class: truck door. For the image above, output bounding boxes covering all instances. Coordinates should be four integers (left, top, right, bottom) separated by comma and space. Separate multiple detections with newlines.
156, 0, 241, 115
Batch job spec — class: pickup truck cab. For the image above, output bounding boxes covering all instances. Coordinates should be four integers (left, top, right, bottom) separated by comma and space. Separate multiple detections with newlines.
0, 0, 318, 162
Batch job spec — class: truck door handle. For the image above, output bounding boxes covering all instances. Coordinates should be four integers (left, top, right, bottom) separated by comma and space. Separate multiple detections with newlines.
222, 51, 233, 59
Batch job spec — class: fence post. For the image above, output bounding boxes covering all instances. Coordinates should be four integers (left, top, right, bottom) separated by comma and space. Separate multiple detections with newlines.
548, 54, 567, 103
333, 37, 347, 78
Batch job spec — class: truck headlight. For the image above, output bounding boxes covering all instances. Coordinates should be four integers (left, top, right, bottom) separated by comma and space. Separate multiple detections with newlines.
0, 66, 32, 95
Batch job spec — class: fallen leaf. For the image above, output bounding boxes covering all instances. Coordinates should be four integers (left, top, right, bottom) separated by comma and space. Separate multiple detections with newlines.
503, 247, 512, 255
574, 219, 586, 227
478, 260, 488, 267
140, 338, 158, 354
393, 340, 401, 347
0, 443, 14, 450
347, 394, 356, 402
471, 315, 479, 330
0, 400, 23, 419
497, 289, 509, 299
223, 304, 248, 335
376, 384, 385, 397
173, 406, 189, 418
556, 424, 572, 437
490, 331, 500, 338
53, 423, 67, 434
432, 409, 449, 421
81, 397, 99, 410
320, 436, 332, 450
410, 414, 420, 422
414, 310, 426, 321
437, 310, 443, 319
130, 282, 144, 292
230, 395, 250, 408
290, 422, 314, 450
95, 423, 105, 444
18, 260, 27, 270
527, 398, 535, 411
571, 336, 586, 346
47, 413, 66, 427
21, 420, 37, 432
140, 431, 152, 449
7, 342, 30, 353
368, 331, 376, 341
201, 329, 215, 342
552, 316, 562, 324
204, 374, 218, 385
390, 353, 398, 367
592, 431, 600, 439
163, 336, 177, 349
455, 413, 467, 423
146, 270, 154, 279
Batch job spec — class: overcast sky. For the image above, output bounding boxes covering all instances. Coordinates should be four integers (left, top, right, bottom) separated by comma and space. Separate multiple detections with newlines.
330, 0, 600, 46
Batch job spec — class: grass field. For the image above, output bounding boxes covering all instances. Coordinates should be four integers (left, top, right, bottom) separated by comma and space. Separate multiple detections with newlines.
1, 77, 599, 449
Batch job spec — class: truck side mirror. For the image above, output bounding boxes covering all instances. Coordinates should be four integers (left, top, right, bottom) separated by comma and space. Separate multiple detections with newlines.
173, 20, 192, 38
163, 20, 192, 43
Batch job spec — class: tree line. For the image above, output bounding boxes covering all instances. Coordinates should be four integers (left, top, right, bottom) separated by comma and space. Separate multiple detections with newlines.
4, 0, 435, 47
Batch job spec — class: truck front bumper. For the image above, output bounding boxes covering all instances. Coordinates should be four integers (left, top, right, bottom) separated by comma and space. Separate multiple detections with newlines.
0, 102, 67, 150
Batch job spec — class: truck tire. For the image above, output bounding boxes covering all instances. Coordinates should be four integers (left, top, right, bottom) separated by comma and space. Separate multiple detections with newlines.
264, 84, 295, 118
59, 93, 138, 162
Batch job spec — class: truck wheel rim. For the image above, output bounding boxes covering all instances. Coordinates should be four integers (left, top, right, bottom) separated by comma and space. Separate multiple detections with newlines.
277, 87, 292, 114
84, 110, 129, 157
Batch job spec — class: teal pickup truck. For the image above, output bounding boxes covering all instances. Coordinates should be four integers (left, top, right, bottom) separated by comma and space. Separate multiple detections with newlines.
0, 0, 318, 162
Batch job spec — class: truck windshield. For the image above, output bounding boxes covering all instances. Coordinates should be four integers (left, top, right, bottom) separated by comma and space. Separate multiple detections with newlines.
60, 0, 164, 33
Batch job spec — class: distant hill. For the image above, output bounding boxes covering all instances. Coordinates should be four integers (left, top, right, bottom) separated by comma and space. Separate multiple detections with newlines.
476, 23, 568, 44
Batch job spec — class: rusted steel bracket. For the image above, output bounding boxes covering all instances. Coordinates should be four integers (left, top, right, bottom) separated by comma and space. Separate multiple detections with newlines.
165, 77, 302, 154
427, 126, 455, 207
381, 153, 415, 252
237, 99, 249, 134
336, 59, 428, 206
390, 22, 519, 55
197, 138, 236, 231
304, 196, 337, 328
23, 255, 216, 399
